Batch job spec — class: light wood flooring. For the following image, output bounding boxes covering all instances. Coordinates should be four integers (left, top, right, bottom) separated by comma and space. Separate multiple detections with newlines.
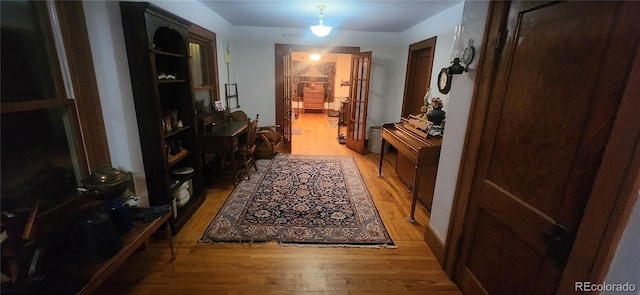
94, 112, 461, 294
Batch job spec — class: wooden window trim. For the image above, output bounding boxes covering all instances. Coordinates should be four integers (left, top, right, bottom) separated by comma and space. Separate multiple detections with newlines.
188, 24, 220, 101
1, 1, 109, 230
55, 1, 110, 170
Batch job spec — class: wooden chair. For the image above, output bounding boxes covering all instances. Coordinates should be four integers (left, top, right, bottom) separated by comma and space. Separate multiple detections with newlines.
236, 114, 259, 180
256, 125, 283, 159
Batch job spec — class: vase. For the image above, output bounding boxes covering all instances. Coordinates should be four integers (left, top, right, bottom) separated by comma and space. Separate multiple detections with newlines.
427, 108, 446, 126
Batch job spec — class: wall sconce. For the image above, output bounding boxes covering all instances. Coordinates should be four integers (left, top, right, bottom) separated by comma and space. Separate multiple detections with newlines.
309, 53, 322, 61
310, 5, 332, 37
438, 25, 475, 94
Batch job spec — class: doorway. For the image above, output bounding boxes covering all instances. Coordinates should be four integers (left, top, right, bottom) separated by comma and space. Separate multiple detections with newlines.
274, 45, 361, 152
402, 37, 437, 118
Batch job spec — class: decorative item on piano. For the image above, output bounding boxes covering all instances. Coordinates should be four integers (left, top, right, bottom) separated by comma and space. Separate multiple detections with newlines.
427, 97, 445, 137
427, 97, 445, 125
399, 114, 433, 138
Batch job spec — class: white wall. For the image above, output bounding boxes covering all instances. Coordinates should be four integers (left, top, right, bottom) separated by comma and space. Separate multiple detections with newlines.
409, 1, 488, 244
403, 1, 465, 110
83, 1, 149, 206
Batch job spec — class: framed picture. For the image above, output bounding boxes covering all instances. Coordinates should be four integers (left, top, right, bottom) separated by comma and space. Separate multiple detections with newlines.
214, 100, 225, 111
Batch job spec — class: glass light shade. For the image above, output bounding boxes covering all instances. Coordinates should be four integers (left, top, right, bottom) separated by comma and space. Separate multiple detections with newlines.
423, 88, 432, 106
450, 25, 464, 63
310, 25, 332, 37
309, 53, 322, 61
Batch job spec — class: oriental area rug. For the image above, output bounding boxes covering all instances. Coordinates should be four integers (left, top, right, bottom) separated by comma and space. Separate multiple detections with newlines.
200, 155, 394, 247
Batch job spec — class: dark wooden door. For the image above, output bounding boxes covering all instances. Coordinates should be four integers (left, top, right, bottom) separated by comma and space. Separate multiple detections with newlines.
454, 1, 639, 294
402, 37, 436, 118
346, 51, 372, 154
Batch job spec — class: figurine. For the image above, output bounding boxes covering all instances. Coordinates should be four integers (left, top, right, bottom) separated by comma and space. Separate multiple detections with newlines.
427, 97, 446, 126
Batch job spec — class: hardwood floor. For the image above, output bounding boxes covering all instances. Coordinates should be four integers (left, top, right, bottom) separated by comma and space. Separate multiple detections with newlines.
94, 112, 461, 294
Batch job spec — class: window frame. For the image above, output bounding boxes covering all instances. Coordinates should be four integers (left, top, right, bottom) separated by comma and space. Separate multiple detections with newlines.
0, 1, 109, 226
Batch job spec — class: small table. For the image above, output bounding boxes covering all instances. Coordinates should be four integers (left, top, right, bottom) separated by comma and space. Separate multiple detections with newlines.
76, 211, 174, 295
200, 121, 248, 186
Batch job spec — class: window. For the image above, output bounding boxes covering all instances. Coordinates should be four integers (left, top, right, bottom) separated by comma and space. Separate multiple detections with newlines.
188, 24, 220, 117
1, 1, 108, 215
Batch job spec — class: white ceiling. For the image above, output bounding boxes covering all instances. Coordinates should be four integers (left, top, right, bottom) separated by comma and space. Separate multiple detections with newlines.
198, 1, 462, 33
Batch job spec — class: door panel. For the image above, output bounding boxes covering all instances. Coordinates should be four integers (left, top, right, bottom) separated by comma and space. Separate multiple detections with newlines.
346, 51, 371, 154
455, 1, 639, 294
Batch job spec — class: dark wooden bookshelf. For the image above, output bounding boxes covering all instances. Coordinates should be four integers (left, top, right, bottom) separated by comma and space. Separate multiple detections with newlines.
119, 2, 204, 233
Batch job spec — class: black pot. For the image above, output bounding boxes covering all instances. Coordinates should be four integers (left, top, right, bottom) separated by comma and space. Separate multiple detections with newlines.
80, 165, 132, 200
105, 200, 133, 234
72, 210, 122, 264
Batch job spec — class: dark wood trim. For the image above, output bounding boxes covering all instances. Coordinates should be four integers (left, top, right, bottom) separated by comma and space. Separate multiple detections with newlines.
424, 223, 446, 267
0, 99, 73, 114
56, 1, 110, 171
444, 1, 640, 291
189, 23, 220, 102
1, 2, 110, 173
443, 0, 508, 276
401, 36, 437, 118
559, 13, 640, 290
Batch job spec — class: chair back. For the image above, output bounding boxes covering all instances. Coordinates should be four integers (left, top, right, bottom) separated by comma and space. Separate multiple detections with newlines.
245, 114, 259, 151
230, 110, 249, 122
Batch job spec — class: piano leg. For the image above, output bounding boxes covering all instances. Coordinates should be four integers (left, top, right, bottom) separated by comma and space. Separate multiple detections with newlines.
378, 138, 386, 177
406, 164, 423, 223
406, 195, 418, 223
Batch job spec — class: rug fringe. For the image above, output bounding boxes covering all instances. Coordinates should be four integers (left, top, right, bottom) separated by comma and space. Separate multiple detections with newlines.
278, 243, 397, 249
198, 239, 397, 249
198, 239, 271, 248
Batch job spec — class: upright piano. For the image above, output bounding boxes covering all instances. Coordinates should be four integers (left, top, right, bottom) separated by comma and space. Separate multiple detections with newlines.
378, 121, 442, 222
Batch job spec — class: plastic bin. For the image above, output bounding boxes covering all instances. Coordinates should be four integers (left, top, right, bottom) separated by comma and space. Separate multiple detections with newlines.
368, 126, 390, 154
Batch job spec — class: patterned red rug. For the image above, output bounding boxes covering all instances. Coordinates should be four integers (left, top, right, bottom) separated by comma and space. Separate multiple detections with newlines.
200, 155, 394, 247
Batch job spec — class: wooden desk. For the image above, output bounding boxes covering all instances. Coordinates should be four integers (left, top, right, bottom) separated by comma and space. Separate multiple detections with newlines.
200, 121, 247, 186
378, 123, 442, 222
76, 211, 174, 295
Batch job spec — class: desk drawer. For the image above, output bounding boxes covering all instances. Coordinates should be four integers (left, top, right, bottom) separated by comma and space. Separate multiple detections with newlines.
201, 136, 237, 154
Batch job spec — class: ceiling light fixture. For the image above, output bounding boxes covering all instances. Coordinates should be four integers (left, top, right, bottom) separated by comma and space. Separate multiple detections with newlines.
310, 5, 332, 37
309, 53, 322, 61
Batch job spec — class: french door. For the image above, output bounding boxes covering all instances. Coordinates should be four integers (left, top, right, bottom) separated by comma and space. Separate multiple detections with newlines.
281, 49, 293, 148
345, 51, 372, 154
